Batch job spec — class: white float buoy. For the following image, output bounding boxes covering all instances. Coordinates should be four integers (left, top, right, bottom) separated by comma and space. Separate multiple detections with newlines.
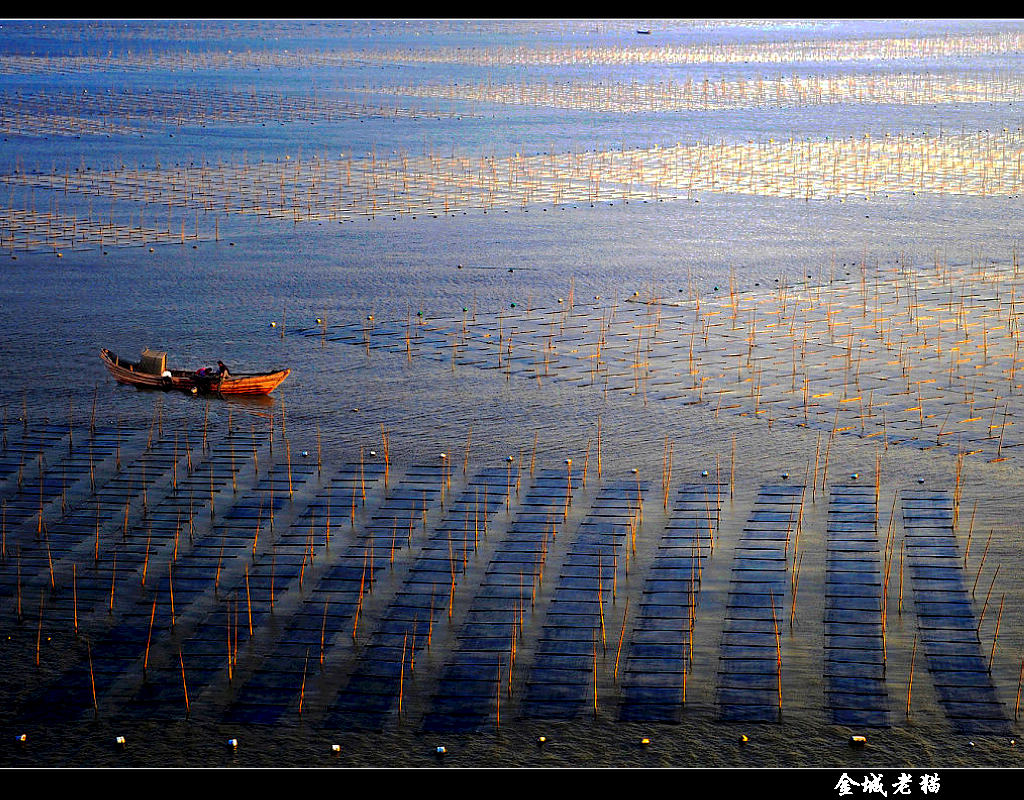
332, 744, 341, 752
115, 736, 126, 747
228, 738, 238, 749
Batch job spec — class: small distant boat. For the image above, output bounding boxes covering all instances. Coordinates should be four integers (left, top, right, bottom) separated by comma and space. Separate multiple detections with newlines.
636, 29, 651, 35
100, 348, 289, 396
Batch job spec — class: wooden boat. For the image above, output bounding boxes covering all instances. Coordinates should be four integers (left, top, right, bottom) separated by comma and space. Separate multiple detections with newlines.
100, 348, 289, 395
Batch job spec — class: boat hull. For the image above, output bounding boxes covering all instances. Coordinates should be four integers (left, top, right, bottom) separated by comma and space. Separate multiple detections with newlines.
200, 370, 291, 395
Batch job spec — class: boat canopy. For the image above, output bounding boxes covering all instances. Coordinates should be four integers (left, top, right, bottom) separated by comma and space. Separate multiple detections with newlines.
138, 349, 167, 375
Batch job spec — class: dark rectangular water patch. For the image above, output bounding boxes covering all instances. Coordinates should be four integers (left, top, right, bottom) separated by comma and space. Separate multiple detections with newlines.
825, 647, 886, 665
519, 699, 588, 719
824, 659, 886, 679
827, 620, 884, 637
825, 570, 881, 587
826, 671, 888, 695
543, 598, 603, 616
831, 707, 891, 726
919, 626, 982, 644
431, 678, 498, 700
524, 663, 594, 686
911, 577, 970, 592
912, 589, 973, 605
554, 579, 613, 596
933, 684, 1004, 705
902, 491, 1010, 729
454, 636, 516, 653
520, 676, 591, 699
826, 541, 882, 556
827, 633, 885, 651
914, 613, 978, 632
627, 643, 687, 660
718, 670, 780, 691
534, 624, 602, 646
726, 591, 787, 609
940, 700, 1008, 719
485, 550, 549, 566
949, 717, 1013, 735
621, 669, 685, 687
226, 699, 292, 725
826, 486, 889, 724
929, 669, 998, 688
907, 564, 964, 581
724, 604, 790, 621
827, 512, 877, 524
718, 704, 779, 723
618, 702, 681, 722
826, 690, 891, 710
719, 641, 780, 660
618, 686, 684, 706
717, 686, 778, 706
638, 597, 693, 612
906, 547, 961, 561
825, 559, 882, 575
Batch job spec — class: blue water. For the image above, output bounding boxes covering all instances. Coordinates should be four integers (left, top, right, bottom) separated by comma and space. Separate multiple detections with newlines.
1, 19, 1024, 770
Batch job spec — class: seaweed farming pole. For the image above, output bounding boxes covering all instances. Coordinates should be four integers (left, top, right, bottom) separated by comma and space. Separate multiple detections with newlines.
87, 638, 97, 715
771, 588, 782, 718
613, 597, 629, 681
906, 635, 917, 718
179, 649, 189, 718
988, 595, 1005, 673
1016, 653, 1024, 719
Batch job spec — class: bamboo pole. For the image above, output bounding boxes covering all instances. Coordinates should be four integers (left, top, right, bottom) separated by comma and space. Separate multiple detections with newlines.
179, 649, 189, 717
398, 633, 408, 719
613, 597, 629, 681
1015, 652, 1024, 719
906, 635, 917, 717
87, 638, 98, 714
989, 594, 1005, 673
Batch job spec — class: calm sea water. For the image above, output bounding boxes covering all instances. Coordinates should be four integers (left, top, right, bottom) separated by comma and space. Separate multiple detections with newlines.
2, 19, 1024, 772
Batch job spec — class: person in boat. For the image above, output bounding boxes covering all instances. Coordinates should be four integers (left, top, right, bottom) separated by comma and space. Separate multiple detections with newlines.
217, 360, 230, 377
